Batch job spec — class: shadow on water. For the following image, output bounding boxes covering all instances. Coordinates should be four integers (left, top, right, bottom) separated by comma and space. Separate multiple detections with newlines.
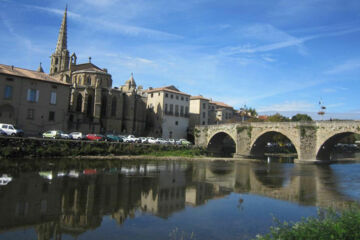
0, 158, 359, 239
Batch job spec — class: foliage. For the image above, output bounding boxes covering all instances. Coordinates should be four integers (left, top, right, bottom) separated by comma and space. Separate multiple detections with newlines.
267, 113, 290, 122
240, 106, 258, 117
291, 113, 313, 122
254, 206, 360, 240
236, 126, 252, 137
0, 138, 207, 159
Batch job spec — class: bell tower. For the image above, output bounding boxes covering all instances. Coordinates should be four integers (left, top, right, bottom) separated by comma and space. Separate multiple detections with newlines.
50, 6, 70, 75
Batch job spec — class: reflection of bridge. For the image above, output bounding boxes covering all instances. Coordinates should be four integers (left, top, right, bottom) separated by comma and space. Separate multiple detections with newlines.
195, 121, 360, 162
195, 161, 355, 209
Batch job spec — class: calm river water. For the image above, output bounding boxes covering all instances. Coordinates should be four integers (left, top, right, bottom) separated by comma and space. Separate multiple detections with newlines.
0, 156, 360, 240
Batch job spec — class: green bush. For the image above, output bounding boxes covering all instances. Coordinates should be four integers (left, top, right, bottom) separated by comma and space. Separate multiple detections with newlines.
255, 206, 360, 240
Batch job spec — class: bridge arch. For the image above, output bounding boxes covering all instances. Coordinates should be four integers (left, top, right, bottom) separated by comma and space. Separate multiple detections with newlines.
207, 131, 236, 157
316, 131, 359, 160
250, 130, 299, 158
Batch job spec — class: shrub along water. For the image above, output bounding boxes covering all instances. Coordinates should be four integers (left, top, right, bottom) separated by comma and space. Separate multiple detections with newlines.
0, 137, 206, 158
254, 206, 360, 240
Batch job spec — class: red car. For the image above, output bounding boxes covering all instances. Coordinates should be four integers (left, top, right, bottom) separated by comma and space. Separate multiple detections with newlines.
86, 134, 105, 141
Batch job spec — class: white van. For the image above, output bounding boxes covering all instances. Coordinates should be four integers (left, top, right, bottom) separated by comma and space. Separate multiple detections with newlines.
0, 123, 24, 136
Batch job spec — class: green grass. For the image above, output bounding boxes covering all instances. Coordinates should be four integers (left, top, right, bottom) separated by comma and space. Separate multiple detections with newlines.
254, 206, 360, 240
146, 148, 206, 157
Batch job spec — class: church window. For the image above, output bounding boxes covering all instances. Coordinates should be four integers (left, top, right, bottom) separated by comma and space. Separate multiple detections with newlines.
101, 95, 107, 117
87, 76, 91, 85
111, 97, 117, 117
76, 94, 82, 112
50, 91, 56, 105
4, 85, 12, 99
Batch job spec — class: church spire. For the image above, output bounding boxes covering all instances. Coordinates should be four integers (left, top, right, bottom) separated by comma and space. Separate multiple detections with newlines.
50, 6, 70, 75
55, 5, 67, 53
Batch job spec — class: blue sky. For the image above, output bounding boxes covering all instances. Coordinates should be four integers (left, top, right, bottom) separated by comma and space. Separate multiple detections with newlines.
1, 0, 360, 119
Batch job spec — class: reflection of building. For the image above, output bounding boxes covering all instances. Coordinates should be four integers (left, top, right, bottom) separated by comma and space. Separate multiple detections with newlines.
145, 86, 190, 139
0, 64, 70, 135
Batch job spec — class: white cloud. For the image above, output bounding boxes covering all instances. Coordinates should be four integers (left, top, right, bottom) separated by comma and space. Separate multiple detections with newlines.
324, 59, 360, 75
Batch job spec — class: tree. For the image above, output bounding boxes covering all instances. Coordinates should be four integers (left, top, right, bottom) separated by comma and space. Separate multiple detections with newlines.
291, 113, 313, 122
267, 113, 290, 122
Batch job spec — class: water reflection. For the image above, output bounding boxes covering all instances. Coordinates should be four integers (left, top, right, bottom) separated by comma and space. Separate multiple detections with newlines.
0, 159, 358, 239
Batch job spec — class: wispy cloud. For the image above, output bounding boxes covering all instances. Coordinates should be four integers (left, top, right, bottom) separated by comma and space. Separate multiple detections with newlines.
220, 25, 360, 55
258, 101, 316, 112
24, 4, 181, 40
324, 59, 360, 74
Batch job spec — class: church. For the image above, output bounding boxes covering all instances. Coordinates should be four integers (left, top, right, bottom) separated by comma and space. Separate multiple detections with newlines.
48, 7, 147, 135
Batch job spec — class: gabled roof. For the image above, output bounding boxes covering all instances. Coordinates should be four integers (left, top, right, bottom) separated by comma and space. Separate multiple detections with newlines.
72, 63, 109, 74
0, 64, 70, 85
146, 85, 190, 96
210, 101, 233, 109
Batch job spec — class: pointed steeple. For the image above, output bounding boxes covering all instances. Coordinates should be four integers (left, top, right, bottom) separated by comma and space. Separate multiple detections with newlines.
37, 62, 44, 72
55, 5, 67, 53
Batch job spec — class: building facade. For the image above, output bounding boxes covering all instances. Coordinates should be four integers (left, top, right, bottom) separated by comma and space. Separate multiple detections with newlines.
146, 86, 190, 139
0, 64, 70, 136
48, 7, 147, 135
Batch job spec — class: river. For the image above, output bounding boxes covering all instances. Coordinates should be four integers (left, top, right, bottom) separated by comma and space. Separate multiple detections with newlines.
0, 156, 359, 240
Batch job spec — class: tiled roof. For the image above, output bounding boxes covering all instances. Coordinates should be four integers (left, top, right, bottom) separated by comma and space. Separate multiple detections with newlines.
210, 101, 233, 109
190, 95, 210, 101
146, 85, 190, 96
0, 64, 70, 85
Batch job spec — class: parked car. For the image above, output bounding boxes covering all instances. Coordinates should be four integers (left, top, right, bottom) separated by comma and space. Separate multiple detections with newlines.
156, 138, 168, 144
0, 123, 24, 136
147, 137, 159, 144
0, 129, 7, 136
59, 131, 71, 139
86, 134, 106, 141
139, 137, 149, 143
125, 135, 141, 143
177, 139, 192, 146
167, 139, 177, 145
106, 134, 123, 142
42, 130, 61, 139
70, 132, 85, 140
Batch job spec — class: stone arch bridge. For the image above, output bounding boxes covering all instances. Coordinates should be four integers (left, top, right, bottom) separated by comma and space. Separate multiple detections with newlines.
194, 121, 360, 162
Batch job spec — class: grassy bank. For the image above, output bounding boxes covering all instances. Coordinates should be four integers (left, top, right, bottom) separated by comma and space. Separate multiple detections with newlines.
0, 137, 207, 158
255, 206, 360, 240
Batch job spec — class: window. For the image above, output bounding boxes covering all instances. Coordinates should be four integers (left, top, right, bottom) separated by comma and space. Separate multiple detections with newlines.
76, 94, 83, 112
186, 97, 189, 101
169, 104, 173, 114
185, 106, 189, 116
87, 76, 91, 85
111, 97, 117, 117
175, 121, 178, 126
202, 121, 205, 125
203, 112, 206, 118
27, 89, 39, 102
180, 106, 184, 116
27, 109, 34, 120
158, 92, 160, 96
181, 96, 184, 101
176, 95, 179, 100
203, 103, 206, 109
50, 91, 56, 104
165, 104, 168, 113
151, 93, 153, 98
48, 111, 55, 121
171, 94, 173, 99
4, 85, 12, 99
175, 105, 179, 116
165, 93, 168, 98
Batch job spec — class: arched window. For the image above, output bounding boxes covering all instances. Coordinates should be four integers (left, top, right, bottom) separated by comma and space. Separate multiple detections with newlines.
76, 93, 83, 112
101, 95, 107, 117
87, 95, 93, 116
55, 58, 58, 64
111, 97, 117, 117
